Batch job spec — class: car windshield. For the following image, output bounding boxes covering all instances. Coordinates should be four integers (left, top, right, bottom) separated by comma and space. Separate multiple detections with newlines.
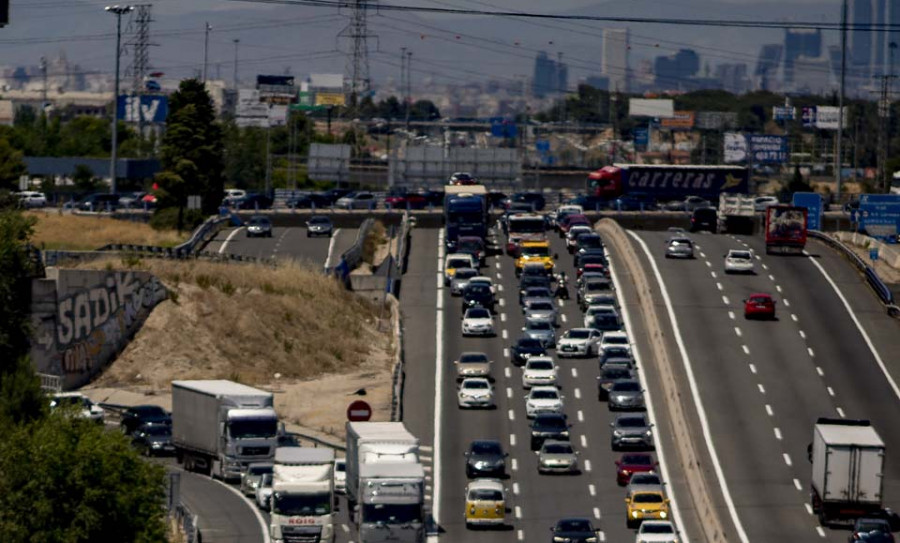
631, 474, 662, 485
522, 245, 550, 257
460, 353, 488, 364
623, 455, 653, 466
526, 288, 551, 298
750, 297, 771, 304
132, 405, 167, 418
544, 443, 573, 454
459, 240, 483, 252
528, 321, 552, 331
250, 218, 269, 226
567, 330, 591, 339
604, 335, 628, 344
228, 417, 278, 439
577, 236, 602, 248
464, 380, 489, 390
140, 426, 171, 436
248, 465, 273, 475
448, 258, 471, 269
309, 217, 330, 225
586, 282, 609, 292
469, 489, 504, 501
362, 503, 421, 524
857, 521, 890, 532
528, 360, 554, 370
558, 520, 593, 532
612, 382, 641, 392
619, 417, 648, 428
519, 338, 543, 348
730, 251, 752, 260
467, 309, 490, 319
588, 307, 612, 316
534, 416, 566, 430
471, 441, 502, 455
272, 491, 331, 516
466, 285, 491, 296
508, 217, 546, 233
603, 369, 632, 380
531, 389, 559, 400
642, 524, 674, 534
634, 493, 664, 504
529, 302, 554, 311
455, 269, 478, 280
604, 347, 630, 357
580, 256, 606, 265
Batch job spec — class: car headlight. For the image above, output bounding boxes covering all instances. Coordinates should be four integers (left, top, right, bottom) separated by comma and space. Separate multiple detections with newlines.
613, 430, 623, 437
632, 511, 640, 518
151, 442, 162, 448
646, 430, 653, 437
552, 537, 568, 543
586, 538, 598, 543
660, 511, 667, 518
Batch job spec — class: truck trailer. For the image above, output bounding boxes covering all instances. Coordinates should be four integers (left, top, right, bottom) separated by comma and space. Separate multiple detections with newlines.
270, 447, 336, 543
765, 205, 808, 254
810, 418, 886, 526
444, 185, 489, 251
718, 194, 757, 235
587, 164, 749, 202
172, 380, 279, 481
346, 422, 425, 543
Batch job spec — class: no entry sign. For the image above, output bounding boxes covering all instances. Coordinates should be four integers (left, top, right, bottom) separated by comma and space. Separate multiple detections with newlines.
347, 400, 372, 422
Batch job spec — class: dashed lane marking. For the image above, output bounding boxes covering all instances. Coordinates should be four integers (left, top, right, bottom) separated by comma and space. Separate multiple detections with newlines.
561, 314, 568, 323
758, 384, 766, 394
515, 506, 522, 519
706, 261, 712, 268
734, 327, 742, 337
816, 366, 824, 376
577, 410, 584, 422
574, 388, 581, 399
500, 313, 507, 322
588, 484, 597, 497
717, 282, 724, 291
580, 435, 587, 448
512, 458, 518, 471
742, 345, 750, 355
510, 434, 516, 446
508, 409, 515, 421
729, 311, 736, 320
816, 527, 826, 538
593, 508, 601, 520
723, 295, 730, 305
809, 348, 816, 358
783, 453, 792, 467
774, 428, 782, 440
517, 530, 524, 541
794, 479, 802, 491
827, 387, 835, 397
506, 388, 513, 399
765, 404, 773, 416
837, 407, 846, 418
571, 368, 578, 377
799, 330, 806, 339
783, 299, 790, 307
512, 482, 520, 495
502, 330, 508, 340
749, 363, 757, 374
503, 349, 510, 359
584, 459, 592, 472
504, 366, 511, 378
805, 504, 814, 516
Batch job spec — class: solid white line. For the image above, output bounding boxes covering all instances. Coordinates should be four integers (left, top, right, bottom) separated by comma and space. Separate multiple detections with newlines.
758, 384, 766, 394
561, 314, 568, 323
799, 330, 806, 339
508, 409, 515, 421
585, 459, 592, 472
729, 311, 736, 320
577, 410, 584, 422
512, 482, 520, 495
749, 364, 757, 374
432, 235, 445, 534
580, 435, 587, 448
827, 387, 835, 397
816, 527, 826, 538
515, 506, 522, 519
574, 388, 581, 399
794, 478, 802, 491
502, 330, 508, 340
506, 388, 513, 399
742, 345, 750, 355
208, 474, 272, 543
511, 458, 518, 471
734, 327, 742, 337
837, 407, 846, 418
510, 434, 516, 446
436, 296, 443, 311
816, 366, 824, 376
503, 349, 510, 360
572, 368, 578, 378
588, 484, 597, 496
436, 273, 442, 290
609, 247, 690, 543
723, 295, 730, 305
322, 227, 343, 269
805, 503, 814, 516
783, 453, 793, 466
766, 404, 773, 416
593, 507, 601, 520
500, 313, 507, 322
774, 427, 782, 440
218, 227, 244, 255
806, 254, 900, 403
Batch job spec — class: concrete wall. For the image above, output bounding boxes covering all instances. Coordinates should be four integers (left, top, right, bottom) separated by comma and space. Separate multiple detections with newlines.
30, 268, 167, 390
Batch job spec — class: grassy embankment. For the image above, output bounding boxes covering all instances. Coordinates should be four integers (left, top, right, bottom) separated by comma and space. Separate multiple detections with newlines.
28, 211, 188, 251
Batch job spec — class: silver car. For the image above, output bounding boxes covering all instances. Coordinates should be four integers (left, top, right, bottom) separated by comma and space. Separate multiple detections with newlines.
626, 472, 665, 496
557, 328, 602, 358
537, 439, 579, 474
255, 473, 274, 511
450, 268, 479, 296
335, 191, 376, 210
665, 238, 694, 259
610, 413, 654, 451
608, 380, 645, 411
454, 351, 493, 381
522, 319, 556, 349
523, 298, 559, 327
240, 462, 274, 496
246, 216, 273, 238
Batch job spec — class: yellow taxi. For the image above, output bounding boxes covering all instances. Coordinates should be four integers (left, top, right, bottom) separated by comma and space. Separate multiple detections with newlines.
514, 240, 554, 275
464, 479, 506, 529
443, 253, 478, 286
625, 489, 671, 528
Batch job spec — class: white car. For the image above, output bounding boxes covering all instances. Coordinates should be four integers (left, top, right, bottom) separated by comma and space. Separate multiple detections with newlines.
635, 520, 679, 543
525, 386, 564, 418
17, 191, 47, 208
458, 377, 495, 409
557, 328, 602, 358
724, 249, 755, 274
600, 331, 631, 355
255, 473, 273, 511
753, 195, 780, 212
462, 307, 495, 337
566, 225, 593, 251
584, 304, 618, 328
444, 253, 478, 285
333, 458, 347, 494
522, 356, 559, 388
50, 392, 105, 423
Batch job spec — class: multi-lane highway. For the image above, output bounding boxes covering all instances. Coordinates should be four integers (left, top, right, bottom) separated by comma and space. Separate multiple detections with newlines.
629, 230, 900, 543
205, 225, 358, 270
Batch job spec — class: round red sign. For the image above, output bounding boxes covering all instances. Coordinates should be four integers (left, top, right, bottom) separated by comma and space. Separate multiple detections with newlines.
347, 400, 372, 422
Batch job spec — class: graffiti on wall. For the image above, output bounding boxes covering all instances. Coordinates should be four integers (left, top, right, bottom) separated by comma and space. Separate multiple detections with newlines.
53, 271, 166, 377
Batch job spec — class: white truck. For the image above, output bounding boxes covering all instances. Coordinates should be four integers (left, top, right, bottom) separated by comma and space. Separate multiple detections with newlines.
718, 194, 756, 235
810, 418, 886, 525
346, 422, 426, 543
172, 380, 279, 481
270, 447, 336, 543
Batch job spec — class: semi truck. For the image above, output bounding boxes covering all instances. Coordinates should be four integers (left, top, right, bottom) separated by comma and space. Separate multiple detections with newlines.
346, 422, 426, 543
505, 213, 549, 256
765, 205, 808, 254
718, 194, 756, 235
810, 418, 885, 525
444, 185, 489, 251
270, 447, 336, 543
587, 164, 749, 202
172, 380, 279, 481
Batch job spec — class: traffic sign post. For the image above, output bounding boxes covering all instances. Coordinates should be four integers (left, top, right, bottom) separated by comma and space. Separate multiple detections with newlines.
347, 400, 372, 422
859, 194, 900, 244
792, 192, 824, 231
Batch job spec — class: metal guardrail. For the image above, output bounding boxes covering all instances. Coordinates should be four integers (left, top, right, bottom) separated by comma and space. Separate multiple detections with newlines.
389, 213, 412, 423
809, 231, 900, 317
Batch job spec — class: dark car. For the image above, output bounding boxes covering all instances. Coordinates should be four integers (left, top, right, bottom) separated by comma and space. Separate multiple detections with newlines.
574, 233, 604, 255
131, 423, 175, 456
462, 283, 495, 312
510, 337, 547, 366
487, 192, 508, 209
568, 194, 608, 211
422, 189, 445, 207
465, 439, 508, 478
520, 287, 554, 307
574, 251, 608, 270
530, 412, 570, 450
850, 518, 895, 543
589, 312, 623, 332
613, 193, 657, 211
505, 192, 546, 211
550, 518, 600, 543
597, 362, 637, 400
306, 215, 334, 238
690, 207, 718, 233
246, 216, 273, 238
286, 192, 331, 209
120, 404, 171, 435
320, 188, 352, 204
599, 347, 634, 367
519, 276, 552, 304
236, 194, 274, 210
457, 236, 486, 265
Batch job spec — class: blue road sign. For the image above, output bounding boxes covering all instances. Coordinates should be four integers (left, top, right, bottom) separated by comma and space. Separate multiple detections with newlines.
536, 139, 550, 152
860, 193, 900, 205
634, 127, 649, 150
859, 201, 900, 243
792, 192, 823, 230
490, 117, 517, 138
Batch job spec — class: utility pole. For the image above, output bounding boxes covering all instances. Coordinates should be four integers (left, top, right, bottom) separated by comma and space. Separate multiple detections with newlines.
837, 0, 848, 200
39, 56, 48, 109
233, 39, 240, 90
202, 22, 212, 83
126, 4, 152, 156
106, 4, 133, 195
400, 47, 406, 124
339, 0, 375, 105
558, 52, 565, 127
405, 51, 412, 131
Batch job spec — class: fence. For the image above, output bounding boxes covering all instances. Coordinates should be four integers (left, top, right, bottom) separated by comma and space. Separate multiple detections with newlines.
389, 213, 413, 422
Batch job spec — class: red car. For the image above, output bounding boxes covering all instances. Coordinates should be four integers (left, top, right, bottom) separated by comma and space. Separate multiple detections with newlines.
577, 262, 607, 279
615, 453, 658, 486
384, 193, 426, 210
559, 214, 591, 236
744, 293, 776, 320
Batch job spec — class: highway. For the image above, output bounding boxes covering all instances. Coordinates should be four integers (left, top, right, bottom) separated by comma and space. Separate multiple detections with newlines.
204, 225, 357, 270
177, 467, 267, 543
629, 230, 900, 543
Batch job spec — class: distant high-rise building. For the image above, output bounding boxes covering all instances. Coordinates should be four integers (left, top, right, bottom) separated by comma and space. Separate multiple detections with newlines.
602, 28, 629, 92
715, 63, 750, 94
531, 51, 568, 98
889, 0, 900, 75
585, 75, 610, 91
754, 44, 783, 91
784, 29, 821, 88
654, 49, 700, 89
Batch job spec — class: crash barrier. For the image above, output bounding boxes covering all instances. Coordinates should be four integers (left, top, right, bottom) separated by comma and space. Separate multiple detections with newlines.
172, 503, 200, 543
330, 218, 375, 285
37, 373, 62, 393
812, 231, 900, 317
386, 296, 405, 423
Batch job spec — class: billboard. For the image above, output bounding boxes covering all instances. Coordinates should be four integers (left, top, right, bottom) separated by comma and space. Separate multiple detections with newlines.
724, 132, 748, 163
629, 98, 674, 118
256, 75, 296, 104
801, 106, 849, 130
235, 89, 269, 128
792, 192, 823, 230
772, 106, 795, 121
748, 135, 788, 164
695, 111, 738, 130
634, 127, 649, 151
117, 95, 169, 123
490, 117, 518, 138
660, 111, 695, 130
315, 92, 346, 107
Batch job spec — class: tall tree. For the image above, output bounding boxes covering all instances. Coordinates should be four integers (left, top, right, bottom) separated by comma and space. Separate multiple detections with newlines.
157, 79, 224, 215
0, 138, 27, 191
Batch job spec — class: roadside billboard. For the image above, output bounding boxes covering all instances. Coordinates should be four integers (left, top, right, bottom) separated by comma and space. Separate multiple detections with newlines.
801, 106, 848, 130
235, 89, 269, 128
315, 92, 346, 107
660, 111, 695, 130
256, 75, 296, 104
723, 132, 748, 163
695, 111, 738, 130
748, 135, 788, 164
629, 98, 674, 118
117, 95, 169, 123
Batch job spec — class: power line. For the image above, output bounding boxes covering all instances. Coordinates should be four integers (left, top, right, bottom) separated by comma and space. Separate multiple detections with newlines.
338, 0, 376, 101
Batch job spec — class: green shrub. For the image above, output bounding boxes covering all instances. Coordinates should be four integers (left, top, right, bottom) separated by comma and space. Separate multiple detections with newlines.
149, 207, 205, 232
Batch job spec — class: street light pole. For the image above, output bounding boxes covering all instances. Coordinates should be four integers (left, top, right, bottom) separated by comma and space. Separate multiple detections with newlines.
837, 0, 848, 200
203, 22, 212, 83
106, 4, 133, 195
233, 39, 240, 90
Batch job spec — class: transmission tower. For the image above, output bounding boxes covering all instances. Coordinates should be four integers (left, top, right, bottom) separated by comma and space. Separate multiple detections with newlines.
339, 0, 376, 104
125, 4, 153, 94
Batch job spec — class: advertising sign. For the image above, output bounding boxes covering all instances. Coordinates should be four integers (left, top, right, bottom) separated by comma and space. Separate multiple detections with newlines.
748, 135, 788, 164
117, 95, 169, 123
695, 111, 737, 130
256, 75, 296, 104
660, 110, 695, 130
629, 98, 674, 118
813, 106, 848, 130
235, 89, 269, 128
490, 117, 517, 138
724, 132, 748, 163
634, 127, 649, 151
772, 106, 796, 121
801, 107, 816, 128
315, 92, 346, 107
792, 192, 823, 230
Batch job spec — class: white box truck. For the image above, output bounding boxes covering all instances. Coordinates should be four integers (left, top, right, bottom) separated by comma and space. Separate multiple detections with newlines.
270, 447, 336, 543
811, 418, 886, 525
172, 380, 279, 481
718, 194, 756, 235
346, 422, 425, 543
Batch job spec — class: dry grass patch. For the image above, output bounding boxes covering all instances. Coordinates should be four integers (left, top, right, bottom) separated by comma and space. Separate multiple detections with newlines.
28, 211, 188, 251
72, 257, 387, 391
362, 221, 388, 265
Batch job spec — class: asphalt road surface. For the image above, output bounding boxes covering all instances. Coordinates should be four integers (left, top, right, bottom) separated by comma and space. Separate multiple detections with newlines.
204, 226, 357, 271
630, 230, 900, 543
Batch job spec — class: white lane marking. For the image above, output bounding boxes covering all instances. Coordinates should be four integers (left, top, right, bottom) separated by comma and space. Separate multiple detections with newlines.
734, 326, 742, 337
837, 407, 846, 418
424, 468, 432, 474
506, 388, 513, 399
717, 282, 724, 291
500, 313, 507, 322
218, 226, 245, 255
768, 274, 775, 281
436, 273, 443, 290
749, 364, 757, 374
755, 254, 762, 261
799, 330, 806, 339
502, 330, 508, 340
758, 384, 766, 394
512, 482, 520, 495
510, 434, 516, 446
776, 285, 782, 293
508, 409, 515, 421
794, 478, 803, 491
774, 428, 782, 440
809, 348, 816, 358
711, 271, 717, 278
495, 261, 501, 269
436, 295, 443, 311
816, 366, 824, 376
723, 295, 730, 305
700, 251, 707, 258
499, 298, 506, 307
504, 366, 511, 378
783, 299, 791, 307
497, 272, 503, 280
729, 311, 736, 320
742, 345, 750, 355
827, 387, 835, 397
580, 435, 587, 448
420, 455, 433, 462
342, 524, 350, 533
588, 484, 597, 496
322, 227, 343, 269
497, 284, 504, 292
599, 532, 607, 542
515, 506, 522, 519
783, 453, 793, 466
561, 314, 568, 323
512, 458, 518, 471
805, 504, 814, 516
517, 530, 524, 541
432, 232, 445, 533
807, 254, 900, 403
208, 472, 273, 543
817, 527, 826, 538
762, 263, 769, 270
706, 261, 712, 268
420, 445, 433, 453
610, 246, 690, 542
585, 459, 592, 472
766, 404, 773, 416
593, 507, 601, 520
574, 388, 581, 399
503, 348, 510, 359
559, 299, 565, 307
791, 314, 799, 322
577, 410, 584, 422
571, 368, 578, 378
